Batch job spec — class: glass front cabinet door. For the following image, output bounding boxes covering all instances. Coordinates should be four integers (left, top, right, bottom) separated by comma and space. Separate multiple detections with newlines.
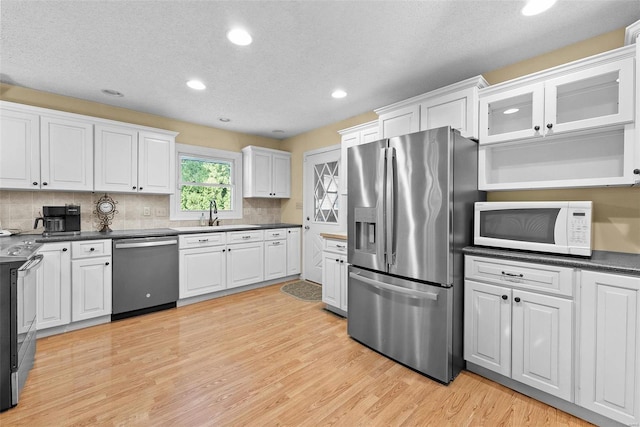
479, 55, 634, 145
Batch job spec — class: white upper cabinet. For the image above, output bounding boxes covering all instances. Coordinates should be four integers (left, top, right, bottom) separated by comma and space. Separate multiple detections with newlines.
480, 55, 634, 145
137, 130, 175, 194
338, 120, 379, 195
242, 145, 291, 198
375, 75, 488, 140
40, 115, 94, 191
94, 124, 138, 192
478, 45, 639, 190
0, 106, 40, 189
95, 125, 175, 194
0, 101, 178, 193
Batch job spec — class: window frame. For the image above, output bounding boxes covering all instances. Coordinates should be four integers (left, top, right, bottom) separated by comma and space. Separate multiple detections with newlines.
170, 143, 243, 221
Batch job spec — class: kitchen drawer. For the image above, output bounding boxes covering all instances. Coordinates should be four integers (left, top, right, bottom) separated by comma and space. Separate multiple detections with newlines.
264, 228, 287, 241
465, 255, 574, 297
71, 239, 112, 259
179, 232, 226, 249
324, 238, 347, 254
227, 229, 264, 244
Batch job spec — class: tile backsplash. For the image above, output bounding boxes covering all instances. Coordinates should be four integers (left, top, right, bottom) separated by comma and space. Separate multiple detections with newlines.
0, 190, 282, 234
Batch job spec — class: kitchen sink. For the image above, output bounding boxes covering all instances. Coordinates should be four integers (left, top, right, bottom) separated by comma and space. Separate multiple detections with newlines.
170, 225, 261, 232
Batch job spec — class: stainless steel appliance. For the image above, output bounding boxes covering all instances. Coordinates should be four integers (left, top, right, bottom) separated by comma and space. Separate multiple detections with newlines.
347, 126, 483, 384
474, 201, 592, 256
1, 242, 43, 411
34, 205, 81, 236
112, 236, 179, 320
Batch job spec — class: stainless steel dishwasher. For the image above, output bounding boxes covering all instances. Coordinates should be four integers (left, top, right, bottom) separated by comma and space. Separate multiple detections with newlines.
112, 236, 179, 320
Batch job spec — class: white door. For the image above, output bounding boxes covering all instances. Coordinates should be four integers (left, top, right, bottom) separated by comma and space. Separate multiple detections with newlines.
0, 107, 40, 189
37, 242, 71, 329
226, 241, 264, 289
71, 257, 112, 321
303, 146, 342, 284
138, 130, 174, 194
94, 124, 138, 193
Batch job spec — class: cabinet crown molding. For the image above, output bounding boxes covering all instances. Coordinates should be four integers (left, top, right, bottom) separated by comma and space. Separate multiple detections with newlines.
479, 45, 635, 97
337, 120, 378, 136
374, 75, 488, 116
0, 100, 178, 137
625, 19, 640, 45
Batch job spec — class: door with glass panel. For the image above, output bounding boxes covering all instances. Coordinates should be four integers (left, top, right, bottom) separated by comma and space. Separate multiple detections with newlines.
303, 146, 342, 284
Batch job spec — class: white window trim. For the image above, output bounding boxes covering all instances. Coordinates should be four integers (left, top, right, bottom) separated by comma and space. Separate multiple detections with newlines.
170, 143, 243, 221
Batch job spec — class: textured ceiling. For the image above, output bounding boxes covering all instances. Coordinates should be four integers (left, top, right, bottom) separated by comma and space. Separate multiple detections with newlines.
1, 1, 639, 139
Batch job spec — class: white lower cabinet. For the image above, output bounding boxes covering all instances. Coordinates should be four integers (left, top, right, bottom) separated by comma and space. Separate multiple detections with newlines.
227, 241, 264, 289
70, 240, 112, 322
464, 256, 574, 402
36, 242, 71, 329
264, 239, 287, 281
321, 237, 348, 313
178, 228, 300, 300
71, 257, 112, 321
286, 228, 301, 275
179, 245, 226, 298
578, 270, 640, 426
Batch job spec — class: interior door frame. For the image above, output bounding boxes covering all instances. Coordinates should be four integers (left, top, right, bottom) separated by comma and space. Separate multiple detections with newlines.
302, 144, 342, 282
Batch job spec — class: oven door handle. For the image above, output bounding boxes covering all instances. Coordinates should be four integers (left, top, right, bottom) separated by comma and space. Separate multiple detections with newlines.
18, 254, 44, 276
349, 272, 438, 300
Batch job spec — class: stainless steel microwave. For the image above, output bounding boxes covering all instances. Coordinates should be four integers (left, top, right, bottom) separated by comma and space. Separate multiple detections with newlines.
474, 201, 592, 256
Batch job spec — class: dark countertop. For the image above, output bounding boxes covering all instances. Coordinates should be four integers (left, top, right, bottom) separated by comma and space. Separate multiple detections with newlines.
463, 246, 640, 276
9, 223, 302, 243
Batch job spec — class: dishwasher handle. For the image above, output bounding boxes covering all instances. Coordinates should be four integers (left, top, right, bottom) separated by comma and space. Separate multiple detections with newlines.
114, 238, 178, 249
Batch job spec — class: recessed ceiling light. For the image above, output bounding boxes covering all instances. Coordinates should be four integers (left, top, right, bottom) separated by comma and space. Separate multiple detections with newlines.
521, 0, 558, 16
227, 28, 252, 46
219, 117, 231, 122
101, 89, 124, 97
503, 108, 520, 115
186, 80, 206, 90
331, 89, 347, 99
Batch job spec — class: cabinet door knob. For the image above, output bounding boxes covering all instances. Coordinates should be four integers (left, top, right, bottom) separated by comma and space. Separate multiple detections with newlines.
222, 249, 226, 252
534, 125, 540, 131
90, 247, 95, 251
340, 260, 344, 264
32, 181, 38, 186
546, 123, 553, 129
514, 297, 521, 303
501, 295, 508, 300
62, 248, 68, 252
633, 169, 640, 175
42, 182, 48, 186
335, 258, 339, 262
132, 186, 137, 190
105, 262, 110, 266
139, 187, 143, 190
304, 226, 310, 230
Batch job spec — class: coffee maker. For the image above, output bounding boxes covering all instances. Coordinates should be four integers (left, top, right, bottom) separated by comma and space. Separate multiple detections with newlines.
34, 205, 81, 235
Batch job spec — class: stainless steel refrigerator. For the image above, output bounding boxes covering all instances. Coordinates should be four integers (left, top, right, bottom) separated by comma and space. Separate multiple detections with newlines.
347, 126, 483, 384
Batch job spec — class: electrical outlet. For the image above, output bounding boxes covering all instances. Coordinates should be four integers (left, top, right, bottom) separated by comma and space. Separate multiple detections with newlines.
155, 207, 167, 217
143, 207, 151, 216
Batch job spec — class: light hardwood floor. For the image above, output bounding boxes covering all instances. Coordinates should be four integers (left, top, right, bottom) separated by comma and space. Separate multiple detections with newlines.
1, 282, 592, 426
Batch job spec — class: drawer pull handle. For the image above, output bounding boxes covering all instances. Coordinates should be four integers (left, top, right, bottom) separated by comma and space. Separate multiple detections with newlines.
242, 236, 251, 239
501, 271, 523, 278
198, 239, 209, 242
272, 233, 280, 237
89, 248, 95, 251
336, 244, 345, 248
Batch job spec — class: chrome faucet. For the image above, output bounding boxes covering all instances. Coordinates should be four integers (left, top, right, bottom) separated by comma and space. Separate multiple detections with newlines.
209, 200, 218, 226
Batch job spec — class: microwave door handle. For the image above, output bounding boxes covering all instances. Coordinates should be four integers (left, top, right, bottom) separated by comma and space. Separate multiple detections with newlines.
377, 147, 387, 268
385, 147, 395, 270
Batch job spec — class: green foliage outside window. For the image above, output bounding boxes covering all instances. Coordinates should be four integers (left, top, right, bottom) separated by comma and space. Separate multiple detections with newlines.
180, 158, 233, 211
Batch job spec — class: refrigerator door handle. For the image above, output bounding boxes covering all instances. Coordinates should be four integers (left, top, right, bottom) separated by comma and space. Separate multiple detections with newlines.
377, 147, 387, 268
349, 272, 439, 300
386, 146, 396, 269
